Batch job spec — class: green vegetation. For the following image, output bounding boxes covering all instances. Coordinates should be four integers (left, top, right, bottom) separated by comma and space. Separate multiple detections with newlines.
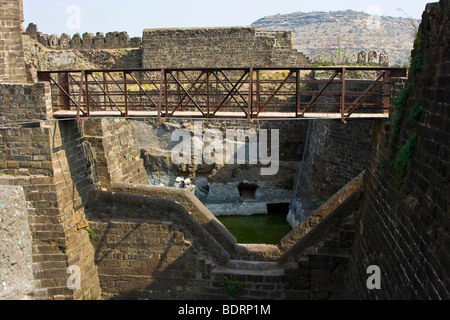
414, 28, 423, 52
407, 106, 423, 124
409, 54, 424, 79
389, 83, 412, 156
394, 133, 417, 186
222, 275, 244, 300
389, 50, 423, 157
387, 39, 424, 186
380, 156, 387, 168
82, 287, 98, 300
313, 198, 327, 208
86, 227, 96, 240
393, 104, 422, 186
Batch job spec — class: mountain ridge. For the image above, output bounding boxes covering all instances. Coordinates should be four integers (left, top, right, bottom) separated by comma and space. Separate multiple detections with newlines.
251, 9, 420, 65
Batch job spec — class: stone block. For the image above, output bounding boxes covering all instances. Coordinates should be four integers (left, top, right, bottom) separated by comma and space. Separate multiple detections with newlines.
0, 186, 34, 300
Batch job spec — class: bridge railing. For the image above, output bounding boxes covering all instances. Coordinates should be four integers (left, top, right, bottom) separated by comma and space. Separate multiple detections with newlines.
37, 67, 406, 122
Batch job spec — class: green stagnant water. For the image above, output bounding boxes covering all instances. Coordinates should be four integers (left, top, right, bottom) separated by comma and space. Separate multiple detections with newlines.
217, 213, 292, 245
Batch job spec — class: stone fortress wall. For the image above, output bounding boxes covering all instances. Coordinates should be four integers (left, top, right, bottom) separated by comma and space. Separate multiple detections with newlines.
0, 82, 102, 300
23, 23, 311, 69
0, 0, 448, 300
24, 22, 389, 68
142, 27, 311, 68
0, 80, 389, 300
0, 0, 27, 83
24, 23, 141, 50
343, 0, 450, 299
0, 0, 375, 299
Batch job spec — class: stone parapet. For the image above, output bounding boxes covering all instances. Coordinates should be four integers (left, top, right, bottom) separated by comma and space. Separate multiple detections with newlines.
25, 23, 142, 50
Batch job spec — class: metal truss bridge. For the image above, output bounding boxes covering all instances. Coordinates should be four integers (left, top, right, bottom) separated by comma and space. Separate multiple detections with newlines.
37, 67, 406, 123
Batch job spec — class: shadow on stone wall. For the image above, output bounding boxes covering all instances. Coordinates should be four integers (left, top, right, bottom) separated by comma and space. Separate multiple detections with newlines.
84, 177, 365, 300
86, 189, 231, 299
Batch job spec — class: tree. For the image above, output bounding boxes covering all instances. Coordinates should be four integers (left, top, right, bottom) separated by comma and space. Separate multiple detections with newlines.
315, 35, 356, 66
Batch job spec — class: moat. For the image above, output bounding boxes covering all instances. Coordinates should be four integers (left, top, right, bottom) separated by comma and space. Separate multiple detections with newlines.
217, 203, 292, 244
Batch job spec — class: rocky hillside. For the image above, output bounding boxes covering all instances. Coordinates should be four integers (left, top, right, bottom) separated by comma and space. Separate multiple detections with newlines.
251, 10, 420, 66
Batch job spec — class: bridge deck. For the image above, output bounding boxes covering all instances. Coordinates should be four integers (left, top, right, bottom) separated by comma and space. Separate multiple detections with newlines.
53, 110, 389, 120
38, 67, 406, 123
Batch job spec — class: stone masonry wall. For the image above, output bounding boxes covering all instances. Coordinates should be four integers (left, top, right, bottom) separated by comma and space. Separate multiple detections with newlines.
86, 190, 230, 300
0, 0, 27, 83
0, 82, 101, 299
22, 34, 142, 83
142, 27, 311, 68
343, 0, 449, 299
302, 119, 374, 200
0, 84, 149, 300
82, 119, 148, 190
23, 25, 310, 72
25, 23, 141, 50
110, 183, 238, 260
274, 172, 365, 300
0, 185, 34, 300
85, 180, 363, 300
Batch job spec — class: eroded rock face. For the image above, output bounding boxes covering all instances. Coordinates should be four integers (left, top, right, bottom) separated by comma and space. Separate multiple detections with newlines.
205, 180, 294, 216
132, 120, 305, 217
286, 199, 307, 229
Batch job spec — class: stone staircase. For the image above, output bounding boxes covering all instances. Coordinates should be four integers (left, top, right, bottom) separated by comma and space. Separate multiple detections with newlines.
211, 259, 287, 300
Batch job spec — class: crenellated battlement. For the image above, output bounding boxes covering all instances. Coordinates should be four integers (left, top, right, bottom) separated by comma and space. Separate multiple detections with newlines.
25, 23, 142, 50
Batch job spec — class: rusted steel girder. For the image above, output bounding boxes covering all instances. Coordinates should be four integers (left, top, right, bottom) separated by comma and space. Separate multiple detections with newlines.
37, 67, 406, 123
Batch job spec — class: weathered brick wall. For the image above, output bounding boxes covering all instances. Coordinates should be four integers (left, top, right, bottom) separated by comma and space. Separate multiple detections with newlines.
142, 27, 311, 68
22, 35, 143, 83
276, 172, 364, 300
23, 25, 310, 72
86, 186, 358, 300
25, 23, 142, 50
0, 0, 27, 83
0, 83, 53, 176
82, 119, 148, 190
86, 190, 230, 300
90, 219, 215, 299
302, 119, 374, 200
86, 183, 364, 300
343, 0, 449, 299
0, 82, 101, 299
110, 183, 238, 260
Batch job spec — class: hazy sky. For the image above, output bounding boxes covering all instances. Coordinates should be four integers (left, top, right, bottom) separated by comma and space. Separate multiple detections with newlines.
23, 0, 432, 37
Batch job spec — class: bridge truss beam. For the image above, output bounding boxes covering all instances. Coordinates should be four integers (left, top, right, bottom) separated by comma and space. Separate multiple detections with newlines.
37, 67, 406, 123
